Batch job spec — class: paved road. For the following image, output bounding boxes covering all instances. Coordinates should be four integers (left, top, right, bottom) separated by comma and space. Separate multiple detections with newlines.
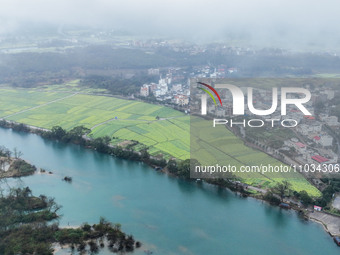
309, 210, 340, 236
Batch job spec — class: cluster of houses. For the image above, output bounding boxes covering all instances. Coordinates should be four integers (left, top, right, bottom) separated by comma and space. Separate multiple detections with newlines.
141, 72, 340, 168
140, 63, 242, 106
197, 85, 340, 166
140, 69, 190, 106
284, 136, 338, 165
192, 65, 238, 78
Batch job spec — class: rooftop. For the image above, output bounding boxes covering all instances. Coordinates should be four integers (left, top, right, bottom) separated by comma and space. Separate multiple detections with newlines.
311, 155, 329, 163
295, 142, 306, 148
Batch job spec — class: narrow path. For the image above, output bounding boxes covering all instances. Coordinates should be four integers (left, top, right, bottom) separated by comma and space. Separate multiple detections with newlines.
90, 118, 116, 130
159, 115, 187, 121
3, 92, 78, 118
90, 115, 187, 130
247, 185, 267, 194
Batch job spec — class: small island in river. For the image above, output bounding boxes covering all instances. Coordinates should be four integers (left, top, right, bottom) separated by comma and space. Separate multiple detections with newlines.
0, 145, 141, 255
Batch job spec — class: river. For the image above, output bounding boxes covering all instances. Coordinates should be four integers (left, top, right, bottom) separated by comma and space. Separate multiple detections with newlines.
1, 127, 339, 255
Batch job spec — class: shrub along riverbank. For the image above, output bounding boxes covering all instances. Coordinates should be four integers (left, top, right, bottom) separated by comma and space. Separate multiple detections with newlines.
0, 145, 37, 178
0, 120, 329, 206
0, 120, 167, 168
0, 185, 140, 254
1, 120, 337, 225
0, 144, 141, 254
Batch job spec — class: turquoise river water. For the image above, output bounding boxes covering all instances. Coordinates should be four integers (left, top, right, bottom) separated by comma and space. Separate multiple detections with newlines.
1, 127, 339, 255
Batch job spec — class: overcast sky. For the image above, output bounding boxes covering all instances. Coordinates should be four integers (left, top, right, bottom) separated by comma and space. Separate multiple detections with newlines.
1, 0, 340, 49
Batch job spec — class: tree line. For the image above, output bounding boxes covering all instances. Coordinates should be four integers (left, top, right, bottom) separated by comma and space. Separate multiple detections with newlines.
80, 74, 157, 96
41, 125, 167, 167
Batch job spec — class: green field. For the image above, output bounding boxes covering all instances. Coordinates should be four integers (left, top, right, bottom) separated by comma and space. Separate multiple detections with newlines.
0, 87, 320, 196
38, 79, 110, 94
190, 117, 320, 196
0, 87, 190, 160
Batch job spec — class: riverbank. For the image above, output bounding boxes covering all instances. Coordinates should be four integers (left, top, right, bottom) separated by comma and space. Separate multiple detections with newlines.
1, 121, 338, 247
0, 181, 141, 254
308, 211, 340, 237
0, 156, 36, 179
0, 119, 167, 169
162, 167, 340, 242
1, 126, 339, 254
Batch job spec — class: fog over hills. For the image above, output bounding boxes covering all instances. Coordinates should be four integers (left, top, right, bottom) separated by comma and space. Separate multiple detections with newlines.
0, 0, 340, 50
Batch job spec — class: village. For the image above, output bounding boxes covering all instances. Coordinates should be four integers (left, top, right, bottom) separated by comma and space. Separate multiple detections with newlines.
139, 64, 239, 107
139, 67, 340, 172
195, 82, 339, 169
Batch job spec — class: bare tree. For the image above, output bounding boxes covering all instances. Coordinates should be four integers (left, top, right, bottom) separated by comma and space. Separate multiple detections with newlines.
13, 147, 23, 159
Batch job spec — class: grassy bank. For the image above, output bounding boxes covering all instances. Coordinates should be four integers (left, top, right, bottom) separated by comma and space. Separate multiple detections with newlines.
0, 86, 321, 196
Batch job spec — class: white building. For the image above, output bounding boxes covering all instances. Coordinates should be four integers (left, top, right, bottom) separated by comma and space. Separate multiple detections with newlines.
318, 135, 333, 147
158, 78, 168, 96
297, 123, 322, 136
323, 90, 335, 100
148, 68, 160, 76
172, 84, 182, 92
140, 84, 149, 97
320, 115, 339, 126
174, 94, 189, 106
153, 89, 161, 97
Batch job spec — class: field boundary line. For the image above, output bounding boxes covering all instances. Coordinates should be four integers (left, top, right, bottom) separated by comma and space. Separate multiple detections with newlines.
3, 92, 79, 118
90, 114, 187, 131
